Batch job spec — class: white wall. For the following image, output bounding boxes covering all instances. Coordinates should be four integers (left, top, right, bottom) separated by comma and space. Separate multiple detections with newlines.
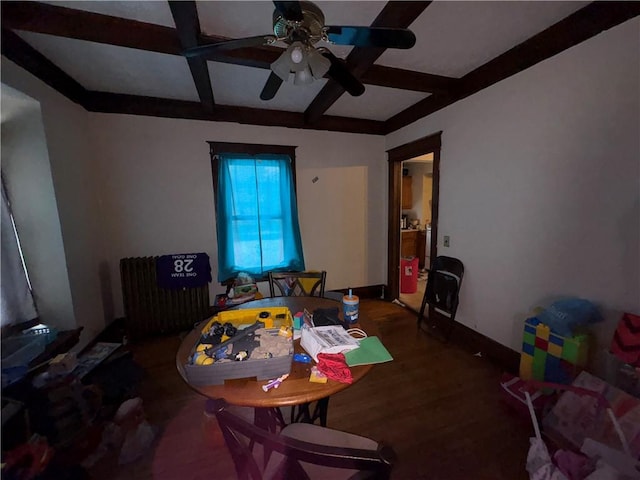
386, 19, 640, 355
2, 58, 108, 347
88, 114, 387, 318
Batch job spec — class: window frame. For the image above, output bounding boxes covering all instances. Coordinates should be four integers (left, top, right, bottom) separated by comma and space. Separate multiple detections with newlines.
208, 142, 299, 284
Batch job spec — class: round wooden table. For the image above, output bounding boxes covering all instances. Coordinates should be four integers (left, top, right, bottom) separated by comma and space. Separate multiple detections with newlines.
176, 297, 378, 415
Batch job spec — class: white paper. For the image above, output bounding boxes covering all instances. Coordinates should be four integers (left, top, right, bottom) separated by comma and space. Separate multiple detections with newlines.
300, 325, 360, 362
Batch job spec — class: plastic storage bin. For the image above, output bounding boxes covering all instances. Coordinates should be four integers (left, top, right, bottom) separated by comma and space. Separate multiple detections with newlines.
183, 307, 293, 386
400, 256, 419, 293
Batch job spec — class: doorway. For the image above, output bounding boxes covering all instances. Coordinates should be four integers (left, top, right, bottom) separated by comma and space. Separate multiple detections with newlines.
399, 156, 433, 311
386, 132, 442, 304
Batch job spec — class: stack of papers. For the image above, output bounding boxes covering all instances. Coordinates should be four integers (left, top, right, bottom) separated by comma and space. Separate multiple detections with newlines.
300, 325, 360, 362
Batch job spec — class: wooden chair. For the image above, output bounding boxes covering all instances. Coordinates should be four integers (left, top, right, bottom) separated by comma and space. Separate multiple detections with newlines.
268, 271, 326, 298
209, 399, 396, 480
417, 256, 464, 341
267, 270, 328, 424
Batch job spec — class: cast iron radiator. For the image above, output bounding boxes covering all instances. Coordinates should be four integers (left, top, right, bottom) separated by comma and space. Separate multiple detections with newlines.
120, 256, 210, 340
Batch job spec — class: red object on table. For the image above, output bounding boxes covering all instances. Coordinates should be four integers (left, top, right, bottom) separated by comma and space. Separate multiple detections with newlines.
317, 353, 353, 384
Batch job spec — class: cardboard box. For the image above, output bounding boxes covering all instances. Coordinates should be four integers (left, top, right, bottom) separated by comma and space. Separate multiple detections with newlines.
183, 307, 293, 386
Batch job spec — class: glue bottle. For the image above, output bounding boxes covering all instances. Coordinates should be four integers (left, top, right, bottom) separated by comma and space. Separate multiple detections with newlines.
342, 288, 359, 325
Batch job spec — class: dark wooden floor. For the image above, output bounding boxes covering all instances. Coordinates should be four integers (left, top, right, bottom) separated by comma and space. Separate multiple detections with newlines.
88, 299, 531, 480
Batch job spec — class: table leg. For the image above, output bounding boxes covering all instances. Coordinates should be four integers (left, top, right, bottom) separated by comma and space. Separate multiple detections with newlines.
254, 407, 287, 433
291, 397, 330, 426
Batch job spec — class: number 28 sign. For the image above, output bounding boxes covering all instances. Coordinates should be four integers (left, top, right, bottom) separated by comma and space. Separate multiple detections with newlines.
156, 252, 211, 289
171, 254, 197, 278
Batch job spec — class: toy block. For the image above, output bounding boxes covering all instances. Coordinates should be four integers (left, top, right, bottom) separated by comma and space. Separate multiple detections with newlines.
533, 348, 547, 380
523, 331, 536, 346
547, 343, 563, 358
535, 337, 549, 350
519, 353, 534, 380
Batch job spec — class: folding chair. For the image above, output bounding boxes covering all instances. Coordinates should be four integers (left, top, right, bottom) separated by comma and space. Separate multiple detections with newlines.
417, 256, 464, 341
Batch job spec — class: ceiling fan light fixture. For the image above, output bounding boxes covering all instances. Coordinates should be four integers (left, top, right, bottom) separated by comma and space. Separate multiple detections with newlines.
287, 42, 308, 72
290, 45, 304, 64
271, 50, 292, 81
293, 66, 314, 86
307, 47, 330, 79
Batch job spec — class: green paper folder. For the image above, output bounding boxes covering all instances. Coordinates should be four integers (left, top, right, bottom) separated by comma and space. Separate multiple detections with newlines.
344, 336, 393, 367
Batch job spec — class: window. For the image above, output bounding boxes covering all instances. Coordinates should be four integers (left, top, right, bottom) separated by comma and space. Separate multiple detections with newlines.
1, 176, 37, 327
209, 142, 305, 282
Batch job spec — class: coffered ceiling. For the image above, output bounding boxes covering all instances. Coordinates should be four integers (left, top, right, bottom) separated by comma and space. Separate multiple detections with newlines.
2, 1, 638, 135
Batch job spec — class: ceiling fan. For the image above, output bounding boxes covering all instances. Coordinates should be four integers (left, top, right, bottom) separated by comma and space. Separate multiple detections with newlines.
183, 1, 417, 101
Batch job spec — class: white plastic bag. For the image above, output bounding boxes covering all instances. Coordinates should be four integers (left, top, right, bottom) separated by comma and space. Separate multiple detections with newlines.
525, 392, 569, 480
114, 397, 157, 465
118, 420, 156, 464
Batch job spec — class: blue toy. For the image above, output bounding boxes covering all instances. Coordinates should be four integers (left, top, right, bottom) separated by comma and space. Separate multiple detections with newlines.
293, 353, 312, 363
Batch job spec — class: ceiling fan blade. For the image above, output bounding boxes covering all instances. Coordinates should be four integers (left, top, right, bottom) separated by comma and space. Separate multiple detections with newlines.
325, 26, 416, 49
273, 1, 304, 22
320, 50, 365, 97
260, 72, 284, 101
183, 35, 275, 58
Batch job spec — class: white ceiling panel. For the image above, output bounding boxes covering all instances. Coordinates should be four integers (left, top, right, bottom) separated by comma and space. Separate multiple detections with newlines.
197, 1, 386, 60
378, 1, 590, 77
197, 1, 276, 39
325, 85, 428, 121
42, 1, 175, 27
208, 61, 327, 112
17, 31, 199, 101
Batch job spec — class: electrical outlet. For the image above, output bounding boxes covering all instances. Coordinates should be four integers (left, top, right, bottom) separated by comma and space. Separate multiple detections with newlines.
444, 235, 450, 247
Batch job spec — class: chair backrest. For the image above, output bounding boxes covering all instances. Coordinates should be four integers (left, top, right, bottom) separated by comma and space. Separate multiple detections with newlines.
424, 256, 464, 315
210, 399, 395, 480
268, 271, 326, 297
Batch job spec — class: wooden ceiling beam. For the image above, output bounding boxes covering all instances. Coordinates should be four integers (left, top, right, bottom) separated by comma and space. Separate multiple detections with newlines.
362, 66, 457, 94
83, 92, 385, 135
384, 1, 640, 134
197, 38, 457, 94
196, 41, 279, 70
1, 1, 182, 54
304, 1, 432, 124
168, 1, 214, 111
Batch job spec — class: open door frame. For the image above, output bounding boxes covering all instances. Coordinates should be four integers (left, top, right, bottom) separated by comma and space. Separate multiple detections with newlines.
386, 131, 442, 300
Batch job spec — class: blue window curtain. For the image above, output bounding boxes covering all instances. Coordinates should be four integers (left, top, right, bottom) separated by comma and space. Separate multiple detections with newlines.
215, 153, 305, 282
